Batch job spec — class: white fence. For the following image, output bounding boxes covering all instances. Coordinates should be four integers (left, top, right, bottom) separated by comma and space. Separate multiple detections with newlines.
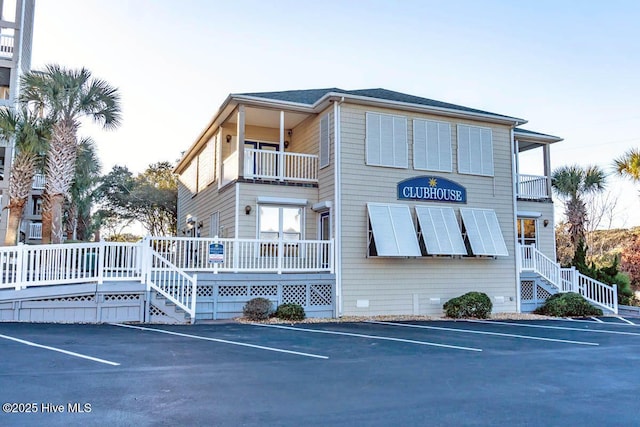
517, 174, 549, 199
28, 222, 42, 239
149, 236, 334, 273
519, 244, 618, 313
32, 174, 45, 190
244, 148, 318, 182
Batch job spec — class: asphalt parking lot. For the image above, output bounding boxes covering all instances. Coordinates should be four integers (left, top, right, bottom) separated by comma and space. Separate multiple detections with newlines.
1, 318, 640, 427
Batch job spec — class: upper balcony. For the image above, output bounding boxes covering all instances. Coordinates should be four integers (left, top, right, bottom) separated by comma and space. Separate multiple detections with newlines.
222, 147, 318, 186
0, 33, 13, 60
514, 128, 562, 202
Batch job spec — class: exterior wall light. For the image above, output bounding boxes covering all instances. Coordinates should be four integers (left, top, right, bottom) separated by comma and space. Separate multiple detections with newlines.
226, 134, 232, 143
543, 219, 549, 227
245, 205, 252, 215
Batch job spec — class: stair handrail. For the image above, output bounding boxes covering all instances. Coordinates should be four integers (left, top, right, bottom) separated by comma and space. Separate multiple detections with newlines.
575, 270, 618, 314
518, 245, 561, 291
149, 249, 198, 323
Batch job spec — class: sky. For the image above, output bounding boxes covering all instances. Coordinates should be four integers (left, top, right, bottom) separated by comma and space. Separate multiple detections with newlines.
30, 0, 640, 228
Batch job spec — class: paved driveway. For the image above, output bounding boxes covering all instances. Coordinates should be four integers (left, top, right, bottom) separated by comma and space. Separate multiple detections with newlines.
1, 318, 640, 426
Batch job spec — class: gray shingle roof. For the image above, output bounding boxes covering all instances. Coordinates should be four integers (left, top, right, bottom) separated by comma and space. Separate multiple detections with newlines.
237, 88, 519, 120
514, 128, 561, 140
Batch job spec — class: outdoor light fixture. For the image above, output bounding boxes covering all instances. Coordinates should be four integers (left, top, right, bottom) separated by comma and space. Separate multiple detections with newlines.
543, 219, 549, 227
226, 134, 232, 143
284, 140, 290, 149
245, 205, 252, 215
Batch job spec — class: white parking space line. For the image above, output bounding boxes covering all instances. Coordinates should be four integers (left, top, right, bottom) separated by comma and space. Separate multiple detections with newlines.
590, 317, 605, 323
252, 323, 482, 352
0, 333, 120, 366
467, 320, 640, 337
614, 316, 637, 325
110, 323, 328, 359
366, 321, 599, 346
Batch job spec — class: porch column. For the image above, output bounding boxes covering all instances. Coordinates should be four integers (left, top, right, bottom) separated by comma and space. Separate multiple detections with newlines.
279, 111, 285, 180
514, 138, 520, 197
237, 105, 246, 178
543, 144, 552, 198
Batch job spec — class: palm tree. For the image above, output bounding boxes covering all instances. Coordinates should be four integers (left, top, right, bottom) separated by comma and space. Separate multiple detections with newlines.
20, 64, 121, 243
0, 108, 50, 245
66, 137, 101, 241
552, 165, 607, 249
613, 148, 640, 181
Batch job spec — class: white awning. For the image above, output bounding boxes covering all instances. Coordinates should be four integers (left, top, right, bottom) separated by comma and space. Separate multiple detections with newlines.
460, 208, 509, 256
367, 203, 421, 256
415, 206, 467, 255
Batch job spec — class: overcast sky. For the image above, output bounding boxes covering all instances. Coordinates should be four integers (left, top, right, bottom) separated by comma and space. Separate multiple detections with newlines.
31, 0, 640, 228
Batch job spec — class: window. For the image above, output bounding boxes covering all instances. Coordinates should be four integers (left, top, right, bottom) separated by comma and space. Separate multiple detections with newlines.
366, 112, 408, 168
180, 160, 197, 194
460, 208, 508, 256
517, 218, 537, 246
197, 138, 216, 191
415, 206, 466, 255
457, 124, 493, 176
413, 119, 452, 172
367, 203, 421, 257
209, 211, 220, 238
320, 114, 330, 168
259, 206, 303, 241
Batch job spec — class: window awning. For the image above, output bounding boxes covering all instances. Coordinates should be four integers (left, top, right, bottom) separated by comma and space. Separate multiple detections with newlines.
460, 208, 509, 256
367, 203, 421, 256
415, 206, 467, 255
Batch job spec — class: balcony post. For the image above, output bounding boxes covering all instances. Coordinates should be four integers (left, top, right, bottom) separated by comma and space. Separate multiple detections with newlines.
237, 105, 245, 178
543, 144, 552, 198
279, 111, 285, 180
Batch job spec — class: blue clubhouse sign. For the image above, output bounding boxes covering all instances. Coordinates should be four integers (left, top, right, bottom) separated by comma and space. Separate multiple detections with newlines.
397, 176, 466, 203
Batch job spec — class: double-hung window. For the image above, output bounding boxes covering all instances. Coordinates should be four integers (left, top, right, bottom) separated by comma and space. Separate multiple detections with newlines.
413, 119, 452, 172
366, 112, 408, 168
457, 124, 493, 176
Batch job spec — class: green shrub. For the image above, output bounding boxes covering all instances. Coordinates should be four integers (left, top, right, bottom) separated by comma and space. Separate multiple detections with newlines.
242, 297, 273, 321
443, 292, 492, 319
534, 292, 603, 317
275, 303, 306, 321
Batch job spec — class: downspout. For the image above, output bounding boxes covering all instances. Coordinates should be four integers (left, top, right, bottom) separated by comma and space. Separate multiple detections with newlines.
334, 98, 344, 317
511, 127, 521, 312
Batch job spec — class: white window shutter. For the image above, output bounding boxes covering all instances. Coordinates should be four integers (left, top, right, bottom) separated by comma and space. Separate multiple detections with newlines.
480, 128, 493, 176
460, 208, 508, 256
458, 125, 470, 174
393, 116, 408, 168
368, 203, 421, 256
426, 120, 439, 170
438, 122, 452, 172
415, 206, 466, 255
413, 120, 427, 170
366, 113, 381, 165
320, 114, 330, 168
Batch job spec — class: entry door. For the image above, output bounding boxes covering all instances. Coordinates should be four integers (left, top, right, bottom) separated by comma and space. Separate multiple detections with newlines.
319, 211, 331, 267
517, 218, 537, 247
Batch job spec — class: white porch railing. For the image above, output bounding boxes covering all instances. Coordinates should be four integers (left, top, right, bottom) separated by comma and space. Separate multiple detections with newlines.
0, 33, 14, 58
244, 148, 318, 182
519, 244, 618, 313
517, 174, 549, 200
32, 174, 45, 190
149, 236, 334, 273
28, 222, 42, 239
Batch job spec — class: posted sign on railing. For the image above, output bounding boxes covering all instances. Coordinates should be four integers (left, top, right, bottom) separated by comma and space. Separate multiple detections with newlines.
208, 243, 224, 263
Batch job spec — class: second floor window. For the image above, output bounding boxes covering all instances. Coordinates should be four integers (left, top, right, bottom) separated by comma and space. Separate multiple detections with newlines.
366, 112, 408, 168
457, 124, 493, 176
413, 119, 452, 172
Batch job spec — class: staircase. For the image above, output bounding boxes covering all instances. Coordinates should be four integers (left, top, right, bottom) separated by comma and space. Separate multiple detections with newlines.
518, 245, 618, 314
